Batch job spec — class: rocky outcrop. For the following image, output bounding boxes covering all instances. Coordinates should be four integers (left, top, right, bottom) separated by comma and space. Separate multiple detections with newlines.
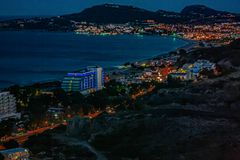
66, 116, 91, 137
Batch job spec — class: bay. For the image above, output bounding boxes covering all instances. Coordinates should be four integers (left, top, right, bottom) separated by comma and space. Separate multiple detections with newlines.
0, 31, 188, 88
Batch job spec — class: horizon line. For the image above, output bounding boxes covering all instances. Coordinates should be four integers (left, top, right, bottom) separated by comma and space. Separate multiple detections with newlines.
0, 3, 239, 17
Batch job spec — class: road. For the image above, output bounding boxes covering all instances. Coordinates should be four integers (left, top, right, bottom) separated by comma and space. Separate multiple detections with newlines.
131, 85, 155, 100
1, 124, 61, 144
0, 112, 101, 144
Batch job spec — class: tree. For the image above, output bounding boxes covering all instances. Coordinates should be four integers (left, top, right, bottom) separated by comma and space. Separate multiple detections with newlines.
0, 153, 4, 160
134, 100, 144, 110
28, 95, 53, 120
3, 140, 19, 149
0, 120, 15, 138
199, 41, 205, 47
7, 85, 20, 96
167, 76, 183, 88
178, 49, 187, 55
23, 132, 58, 154
229, 38, 240, 49
169, 51, 177, 56
53, 88, 66, 101
86, 91, 108, 110
200, 68, 214, 78
71, 92, 85, 104
124, 62, 131, 66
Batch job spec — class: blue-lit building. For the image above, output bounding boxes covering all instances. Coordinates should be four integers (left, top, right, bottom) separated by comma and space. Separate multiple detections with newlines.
61, 66, 104, 94
0, 148, 30, 160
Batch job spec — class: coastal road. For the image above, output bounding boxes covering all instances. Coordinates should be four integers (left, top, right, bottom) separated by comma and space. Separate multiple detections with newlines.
1, 124, 61, 144
0, 112, 101, 144
132, 85, 155, 100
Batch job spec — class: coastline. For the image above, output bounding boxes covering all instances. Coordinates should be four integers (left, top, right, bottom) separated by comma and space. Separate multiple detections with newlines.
0, 33, 197, 90
106, 36, 198, 69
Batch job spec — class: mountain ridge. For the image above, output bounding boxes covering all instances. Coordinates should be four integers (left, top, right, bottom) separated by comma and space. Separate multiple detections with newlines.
181, 4, 231, 17
0, 3, 239, 31
61, 3, 238, 24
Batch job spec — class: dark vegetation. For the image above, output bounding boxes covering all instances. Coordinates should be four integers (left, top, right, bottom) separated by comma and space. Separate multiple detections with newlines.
3, 140, 19, 149
0, 153, 4, 160
185, 39, 240, 67
24, 125, 96, 159
87, 39, 240, 159
64, 4, 185, 24
0, 120, 15, 138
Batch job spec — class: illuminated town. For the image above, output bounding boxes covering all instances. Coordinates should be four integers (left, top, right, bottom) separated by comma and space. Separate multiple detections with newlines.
74, 21, 240, 44
0, 2, 240, 160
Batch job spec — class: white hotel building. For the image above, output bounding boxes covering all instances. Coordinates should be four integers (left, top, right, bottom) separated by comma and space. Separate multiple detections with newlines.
0, 92, 20, 122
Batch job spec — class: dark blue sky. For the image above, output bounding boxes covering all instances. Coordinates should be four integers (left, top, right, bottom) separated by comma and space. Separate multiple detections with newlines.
0, 0, 240, 16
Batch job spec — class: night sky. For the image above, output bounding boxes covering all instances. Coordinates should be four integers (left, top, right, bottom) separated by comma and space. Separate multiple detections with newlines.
0, 0, 239, 16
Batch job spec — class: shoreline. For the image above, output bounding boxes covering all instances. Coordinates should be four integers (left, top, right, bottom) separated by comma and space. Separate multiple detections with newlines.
0, 33, 197, 90
106, 37, 198, 70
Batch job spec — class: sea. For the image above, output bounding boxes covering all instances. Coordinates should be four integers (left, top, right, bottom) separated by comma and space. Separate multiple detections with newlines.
0, 16, 51, 21
0, 31, 189, 89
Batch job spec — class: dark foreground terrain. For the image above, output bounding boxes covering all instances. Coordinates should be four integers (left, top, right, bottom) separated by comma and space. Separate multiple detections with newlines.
25, 39, 240, 160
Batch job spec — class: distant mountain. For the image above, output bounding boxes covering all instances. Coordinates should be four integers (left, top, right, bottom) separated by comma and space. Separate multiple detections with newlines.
63, 4, 154, 23
63, 4, 184, 24
62, 4, 238, 24
0, 16, 34, 21
181, 5, 231, 17
0, 3, 239, 31
155, 10, 182, 18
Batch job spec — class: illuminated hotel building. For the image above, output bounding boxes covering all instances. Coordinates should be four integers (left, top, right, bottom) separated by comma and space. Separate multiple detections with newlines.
61, 66, 104, 94
0, 92, 20, 122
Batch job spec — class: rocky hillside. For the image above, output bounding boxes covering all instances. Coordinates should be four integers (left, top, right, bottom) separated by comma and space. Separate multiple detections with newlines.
64, 39, 240, 160
183, 39, 240, 68
181, 5, 230, 17
63, 4, 238, 24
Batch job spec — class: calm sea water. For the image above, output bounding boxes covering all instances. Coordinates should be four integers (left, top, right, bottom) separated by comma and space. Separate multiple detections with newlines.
0, 31, 188, 88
